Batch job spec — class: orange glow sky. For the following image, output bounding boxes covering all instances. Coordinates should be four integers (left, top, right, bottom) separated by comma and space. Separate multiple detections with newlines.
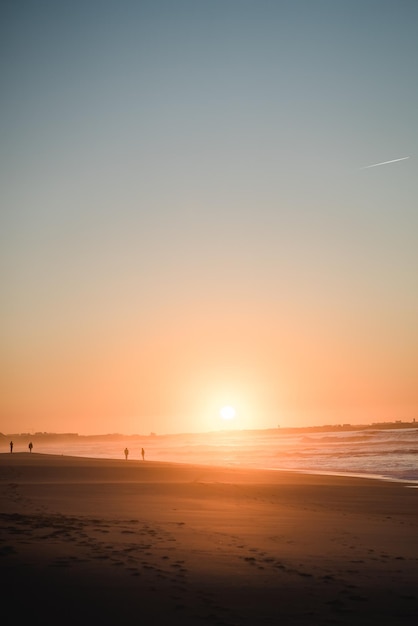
2, 1, 417, 435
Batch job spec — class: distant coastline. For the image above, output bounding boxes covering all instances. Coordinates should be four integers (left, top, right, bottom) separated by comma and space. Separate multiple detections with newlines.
2, 419, 417, 441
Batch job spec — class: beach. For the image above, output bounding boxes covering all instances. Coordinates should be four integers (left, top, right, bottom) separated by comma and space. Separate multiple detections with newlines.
1, 453, 417, 625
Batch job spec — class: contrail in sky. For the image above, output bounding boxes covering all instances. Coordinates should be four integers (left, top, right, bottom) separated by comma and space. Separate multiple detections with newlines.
360, 156, 410, 170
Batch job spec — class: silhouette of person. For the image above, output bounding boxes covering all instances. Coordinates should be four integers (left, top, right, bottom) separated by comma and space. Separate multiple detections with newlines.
10, 441, 13, 453
124, 447, 129, 460
141, 448, 145, 461
28, 442, 33, 453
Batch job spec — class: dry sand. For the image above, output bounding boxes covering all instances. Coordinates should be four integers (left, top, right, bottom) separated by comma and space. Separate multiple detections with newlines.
1, 453, 417, 625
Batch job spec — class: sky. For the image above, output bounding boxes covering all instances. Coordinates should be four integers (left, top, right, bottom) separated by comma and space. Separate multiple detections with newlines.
1, 0, 417, 436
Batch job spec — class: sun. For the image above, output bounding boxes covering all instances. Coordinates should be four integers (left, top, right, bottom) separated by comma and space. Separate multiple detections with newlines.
219, 405, 236, 420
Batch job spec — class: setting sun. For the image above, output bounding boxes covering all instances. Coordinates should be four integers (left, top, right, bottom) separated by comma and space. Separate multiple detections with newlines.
219, 405, 236, 420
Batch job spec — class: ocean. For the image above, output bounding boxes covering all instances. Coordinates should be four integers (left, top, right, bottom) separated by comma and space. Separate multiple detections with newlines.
11, 425, 418, 484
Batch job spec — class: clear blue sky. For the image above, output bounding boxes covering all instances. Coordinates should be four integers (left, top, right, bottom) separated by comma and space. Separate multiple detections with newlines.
1, 1, 417, 435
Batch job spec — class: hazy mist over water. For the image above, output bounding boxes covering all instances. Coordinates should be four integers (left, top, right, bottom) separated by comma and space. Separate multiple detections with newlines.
6, 426, 418, 484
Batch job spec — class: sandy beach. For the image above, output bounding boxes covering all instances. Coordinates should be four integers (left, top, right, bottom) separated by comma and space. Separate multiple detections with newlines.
1, 453, 417, 625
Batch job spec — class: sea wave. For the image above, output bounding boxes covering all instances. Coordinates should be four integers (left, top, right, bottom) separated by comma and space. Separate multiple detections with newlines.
4, 426, 418, 482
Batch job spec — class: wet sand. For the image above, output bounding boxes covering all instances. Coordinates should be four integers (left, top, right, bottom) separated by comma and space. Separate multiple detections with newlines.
1, 452, 417, 625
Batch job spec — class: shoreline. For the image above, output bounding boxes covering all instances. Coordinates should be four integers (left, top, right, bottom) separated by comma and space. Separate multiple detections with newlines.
266, 466, 418, 486
1, 453, 417, 625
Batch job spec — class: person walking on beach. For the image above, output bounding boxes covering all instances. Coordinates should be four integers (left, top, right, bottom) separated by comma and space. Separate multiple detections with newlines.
28, 441, 33, 453
141, 448, 145, 461
124, 447, 129, 460
10, 440, 13, 453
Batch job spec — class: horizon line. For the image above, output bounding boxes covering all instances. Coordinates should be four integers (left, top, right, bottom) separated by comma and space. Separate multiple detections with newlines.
2, 419, 416, 438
